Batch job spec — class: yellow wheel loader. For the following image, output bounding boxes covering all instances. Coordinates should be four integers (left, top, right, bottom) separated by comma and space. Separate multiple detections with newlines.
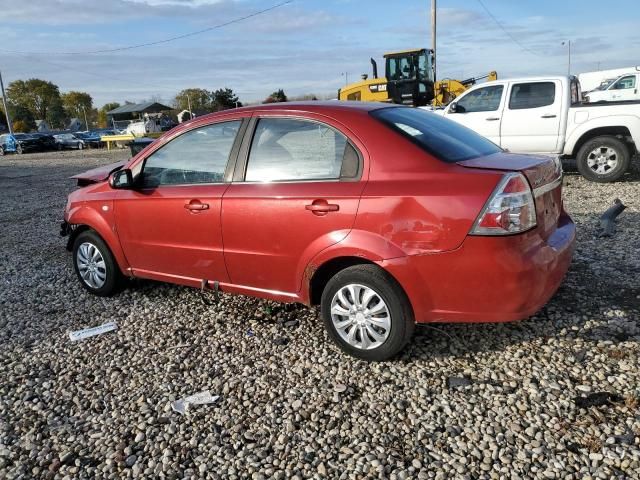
338, 49, 435, 106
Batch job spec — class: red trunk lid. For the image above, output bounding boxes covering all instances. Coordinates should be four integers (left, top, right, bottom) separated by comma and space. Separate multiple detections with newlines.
458, 153, 563, 240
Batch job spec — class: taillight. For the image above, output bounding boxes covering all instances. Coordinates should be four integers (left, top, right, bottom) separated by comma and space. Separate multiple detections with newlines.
470, 173, 537, 235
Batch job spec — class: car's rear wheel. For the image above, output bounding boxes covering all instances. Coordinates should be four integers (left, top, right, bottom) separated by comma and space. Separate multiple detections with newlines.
321, 264, 414, 361
576, 136, 630, 182
72, 230, 123, 296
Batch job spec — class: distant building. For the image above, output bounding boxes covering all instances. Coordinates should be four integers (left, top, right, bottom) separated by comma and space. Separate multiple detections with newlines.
107, 102, 172, 126
35, 120, 50, 132
67, 118, 82, 132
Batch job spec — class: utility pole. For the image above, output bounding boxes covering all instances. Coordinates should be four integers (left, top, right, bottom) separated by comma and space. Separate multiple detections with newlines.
562, 40, 571, 76
431, 0, 437, 82
0, 70, 13, 135
187, 94, 192, 115
81, 105, 89, 131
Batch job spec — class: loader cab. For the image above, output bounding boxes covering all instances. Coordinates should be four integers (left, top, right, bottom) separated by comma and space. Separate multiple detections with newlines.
384, 49, 435, 106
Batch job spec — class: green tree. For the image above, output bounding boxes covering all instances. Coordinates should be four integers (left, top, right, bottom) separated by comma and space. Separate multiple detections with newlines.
264, 89, 288, 104
12, 120, 29, 133
61, 91, 93, 121
212, 88, 241, 111
6, 79, 62, 120
7, 104, 36, 131
48, 99, 67, 129
97, 102, 121, 128
173, 88, 212, 112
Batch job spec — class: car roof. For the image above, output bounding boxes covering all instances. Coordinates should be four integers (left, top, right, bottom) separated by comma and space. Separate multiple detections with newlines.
197, 101, 394, 122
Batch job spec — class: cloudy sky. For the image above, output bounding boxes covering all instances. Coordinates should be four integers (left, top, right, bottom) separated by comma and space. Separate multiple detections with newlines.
0, 0, 638, 107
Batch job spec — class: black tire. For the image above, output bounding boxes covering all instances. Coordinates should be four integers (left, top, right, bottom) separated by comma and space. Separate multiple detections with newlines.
576, 135, 630, 182
78, 142, 84, 150
57, 143, 62, 151
0, 146, 4, 156
72, 230, 123, 296
321, 264, 415, 361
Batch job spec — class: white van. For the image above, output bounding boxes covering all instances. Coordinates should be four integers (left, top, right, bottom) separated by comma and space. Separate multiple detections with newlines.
585, 73, 639, 103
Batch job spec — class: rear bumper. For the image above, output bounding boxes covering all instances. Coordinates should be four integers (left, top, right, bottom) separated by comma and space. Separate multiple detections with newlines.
381, 212, 576, 323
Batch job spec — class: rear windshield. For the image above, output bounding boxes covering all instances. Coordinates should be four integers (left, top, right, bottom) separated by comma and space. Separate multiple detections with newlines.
370, 107, 502, 162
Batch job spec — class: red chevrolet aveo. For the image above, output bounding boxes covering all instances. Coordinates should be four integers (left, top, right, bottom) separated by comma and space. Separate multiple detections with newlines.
62, 102, 575, 360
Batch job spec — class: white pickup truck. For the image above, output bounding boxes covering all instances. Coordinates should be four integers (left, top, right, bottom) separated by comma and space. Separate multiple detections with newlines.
435, 76, 640, 182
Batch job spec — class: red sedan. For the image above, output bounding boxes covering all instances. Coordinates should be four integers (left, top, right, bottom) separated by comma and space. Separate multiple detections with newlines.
61, 102, 575, 360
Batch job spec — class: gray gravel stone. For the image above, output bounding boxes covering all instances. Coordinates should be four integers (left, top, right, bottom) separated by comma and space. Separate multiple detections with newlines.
0, 150, 639, 479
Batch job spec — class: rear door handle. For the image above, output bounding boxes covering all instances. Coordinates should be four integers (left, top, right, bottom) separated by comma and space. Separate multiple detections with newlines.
541, 114, 557, 118
486, 117, 500, 121
306, 200, 339, 216
184, 200, 209, 211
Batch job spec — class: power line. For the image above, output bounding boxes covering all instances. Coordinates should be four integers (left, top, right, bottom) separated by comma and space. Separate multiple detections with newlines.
474, 0, 541, 57
0, 0, 295, 56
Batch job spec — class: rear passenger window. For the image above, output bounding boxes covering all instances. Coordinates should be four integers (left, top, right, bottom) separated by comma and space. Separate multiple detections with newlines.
509, 82, 556, 109
245, 118, 359, 182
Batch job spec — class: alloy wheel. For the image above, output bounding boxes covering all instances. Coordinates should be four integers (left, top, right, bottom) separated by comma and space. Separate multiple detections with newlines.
76, 242, 107, 289
587, 146, 618, 175
330, 284, 391, 350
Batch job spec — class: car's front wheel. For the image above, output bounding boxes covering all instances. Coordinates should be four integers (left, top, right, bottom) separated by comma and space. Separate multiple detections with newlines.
78, 142, 84, 150
16, 144, 23, 154
0, 146, 4, 156
72, 230, 123, 296
321, 264, 415, 361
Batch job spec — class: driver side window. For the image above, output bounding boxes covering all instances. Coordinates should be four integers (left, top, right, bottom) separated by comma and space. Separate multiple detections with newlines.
456, 85, 504, 113
612, 76, 636, 90
140, 121, 241, 188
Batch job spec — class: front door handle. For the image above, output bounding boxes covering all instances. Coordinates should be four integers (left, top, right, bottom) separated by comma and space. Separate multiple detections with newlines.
306, 200, 339, 216
486, 117, 500, 121
184, 200, 209, 211
541, 114, 557, 118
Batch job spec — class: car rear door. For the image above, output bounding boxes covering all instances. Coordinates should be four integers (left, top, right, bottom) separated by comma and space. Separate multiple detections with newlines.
500, 80, 562, 153
114, 119, 246, 285
221, 114, 367, 296
444, 84, 505, 145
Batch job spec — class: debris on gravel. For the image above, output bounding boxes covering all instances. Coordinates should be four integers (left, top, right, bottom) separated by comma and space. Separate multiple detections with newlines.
1, 151, 639, 479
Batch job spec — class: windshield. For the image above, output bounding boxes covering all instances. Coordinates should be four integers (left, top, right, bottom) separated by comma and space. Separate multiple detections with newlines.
370, 107, 502, 162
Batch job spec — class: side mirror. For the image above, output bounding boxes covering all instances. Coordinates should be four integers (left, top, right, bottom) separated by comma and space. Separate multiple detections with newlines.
109, 169, 133, 189
449, 102, 458, 113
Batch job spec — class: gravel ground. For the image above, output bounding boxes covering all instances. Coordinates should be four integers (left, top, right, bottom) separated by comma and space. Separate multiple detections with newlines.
1, 149, 639, 480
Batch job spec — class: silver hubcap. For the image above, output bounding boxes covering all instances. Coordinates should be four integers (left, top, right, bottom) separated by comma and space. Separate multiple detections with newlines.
587, 146, 618, 174
77, 242, 107, 289
330, 284, 391, 350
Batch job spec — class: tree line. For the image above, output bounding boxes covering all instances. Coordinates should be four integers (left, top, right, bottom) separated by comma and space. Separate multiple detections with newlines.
1, 77, 315, 133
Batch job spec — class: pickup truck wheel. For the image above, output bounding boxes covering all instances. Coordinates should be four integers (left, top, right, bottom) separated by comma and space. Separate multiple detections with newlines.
321, 264, 415, 361
577, 136, 629, 182
72, 230, 123, 296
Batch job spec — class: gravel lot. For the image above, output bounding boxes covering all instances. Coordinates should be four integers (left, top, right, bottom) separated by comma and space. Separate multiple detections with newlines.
1, 149, 639, 480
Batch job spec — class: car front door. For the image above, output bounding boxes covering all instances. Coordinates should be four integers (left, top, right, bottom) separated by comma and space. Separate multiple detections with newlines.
500, 80, 562, 153
114, 119, 245, 285
445, 84, 505, 145
221, 115, 366, 297
608, 75, 638, 101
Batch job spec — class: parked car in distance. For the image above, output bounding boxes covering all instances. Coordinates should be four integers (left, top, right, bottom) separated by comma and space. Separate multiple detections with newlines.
12, 133, 41, 154
585, 73, 639, 103
29, 133, 57, 151
74, 131, 103, 148
61, 102, 575, 361
0, 133, 18, 155
55, 133, 86, 150
436, 76, 640, 182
